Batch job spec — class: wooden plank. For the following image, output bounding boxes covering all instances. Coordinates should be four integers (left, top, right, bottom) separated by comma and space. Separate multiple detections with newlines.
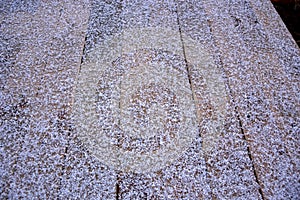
176, 0, 263, 199
63, 0, 124, 199
1, 0, 299, 199
77, 0, 212, 198
117, 0, 213, 199
0, 0, 91, 198
201, 0, 300, 199
76, 0, 267, 199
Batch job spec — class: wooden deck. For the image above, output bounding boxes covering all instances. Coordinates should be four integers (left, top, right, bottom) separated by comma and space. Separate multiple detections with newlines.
1, 0, 299, 199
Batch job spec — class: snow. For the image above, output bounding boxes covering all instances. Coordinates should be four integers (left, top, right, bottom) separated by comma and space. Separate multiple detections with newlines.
1, 0, 299, 199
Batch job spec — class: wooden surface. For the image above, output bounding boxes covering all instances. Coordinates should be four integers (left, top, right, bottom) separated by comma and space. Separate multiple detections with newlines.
1, 0, 299, 199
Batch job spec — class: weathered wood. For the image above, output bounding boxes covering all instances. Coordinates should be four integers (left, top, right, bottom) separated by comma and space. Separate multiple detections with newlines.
201, 0, 299, 198
0, 0, 92, 198
1, 0, 299, 199
177, 0, 263, 199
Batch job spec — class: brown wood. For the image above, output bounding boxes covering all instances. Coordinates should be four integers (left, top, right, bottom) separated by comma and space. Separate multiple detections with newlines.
1, 0, 299, 199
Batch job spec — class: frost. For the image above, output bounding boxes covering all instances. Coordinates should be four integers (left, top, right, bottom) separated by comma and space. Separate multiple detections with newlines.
1, 0, 299, 199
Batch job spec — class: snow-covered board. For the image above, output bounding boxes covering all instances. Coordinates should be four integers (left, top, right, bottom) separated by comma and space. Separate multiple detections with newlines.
1, 0, 299, 199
